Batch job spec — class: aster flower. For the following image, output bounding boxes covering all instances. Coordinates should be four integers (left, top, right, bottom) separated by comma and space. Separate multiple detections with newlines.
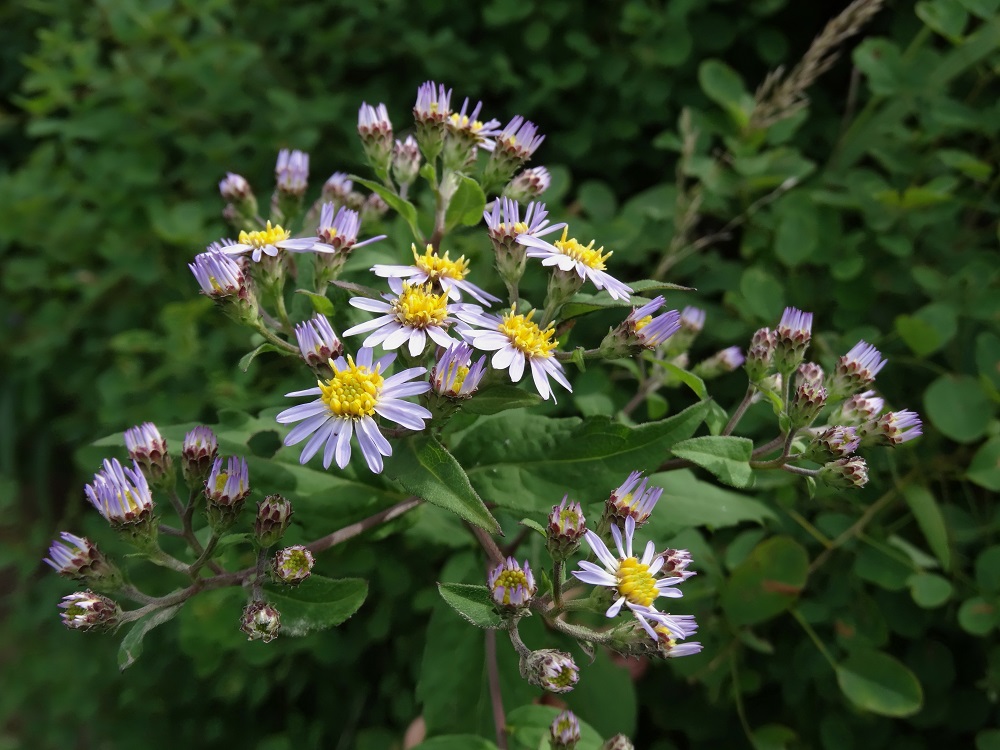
820, 456, 869, 488
773, 306, 813, 372
488, 557, 536, 610
602, 471, 663, 527
518, 227, 632, 301
275, 149, 309, 197
241, 601, 281, 643
85, 458, 155, 526
59, 591, 121, 631
430, 342, 487, 398
218, 221, 301, 263
653, 624, 703, 658
274, 545, 315, 585
205, 456, 251, 508
547, 496, 586, 559
219, 172, 252, 201
414, 81, 453, 125
680, 306, 706, 334
189, 249, 246, 298
659, 548, 696, 581
459, 305, 571, 401
294, 314, 344, 366
807, 425, 861, 462
831, 340, 887, 397
572, 516, 687, 639
276, 347, 431, 473
182, 426, 218, 484
343, 278, 466, 356
485, 116, 545, 187
550, 710, 581, 750
831, 390, 885, 425
446, 97, 501, 144
504, 166, 551, 202
622, 296, 681, 349
124, 421, 172, 483
280, 204, 386, 255
865, 410, 922, 446
484, 198, 566, 250
44, 533, 117, 583
372, 243, 500, 304
522, 649, 579, 693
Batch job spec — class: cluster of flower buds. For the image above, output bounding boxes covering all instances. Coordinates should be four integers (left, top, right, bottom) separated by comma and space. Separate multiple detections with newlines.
601, 471, 663, 528
59, 590, 121, 631
255, 494, 293, 547
294, 314, 343, 370
546, 496, 587, 560
521, 649, 580, 694
45, 533, 121, 589
504, 165, 551, 203
549, 710, 581, 750
358, 103, 394, 175
205, 456, 251, 530
488, 557, 537, 612
240, 601, 281, 643
124, 422, 173, 487
273, 545, 315, 585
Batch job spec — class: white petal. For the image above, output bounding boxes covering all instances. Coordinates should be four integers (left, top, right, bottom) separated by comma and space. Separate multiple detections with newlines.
508, 350, 525, 382
407, 328, 427, 356
334, 420, 354, 469
605, 597, 626, 618
585, 530, 618, 572
350, 297, 393, 312
300, 419, 336, 463
492, 345, 517, 370
529, 358, 551, 399
284, 414, 331, 446
642, 540, 657, 565
276, 400, 327, 424
611, 523, 625, 559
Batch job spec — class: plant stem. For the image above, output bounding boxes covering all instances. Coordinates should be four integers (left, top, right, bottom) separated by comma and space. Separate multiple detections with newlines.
188, 533, 220, 577
552, 560, 564, 607
305, 497, 422, 556
723, 385, 756, 436
485, 629, 509, 750
790, 607, 838, 669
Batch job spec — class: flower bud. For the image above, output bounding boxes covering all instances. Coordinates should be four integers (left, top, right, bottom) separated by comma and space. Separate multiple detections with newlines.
693, 346, 745, 379
59, 590, 121, 631
484, 116, 544, 189
788, 382, 828, 428
602, 471, 662, 528
275, 149, 309, 198
659, 548, 696, 580
601, 735, 635, 750
504, 166, 551, 203
322, 172, 354, 207
549, 710, 581, 750
521, 649, 579, 693
240, 601, 281, 643
488, 557, 536, 612
431, 342, 487, 398
219, 172, 252, 202
831, 390, 884, 426
606, 296, 680, 353
796, 361, 825, 388
85, 458, 155, 528
358, 102, 394, 174
124, 422, 173, 486
861, 410, 923, 447
744, 327, 776, 383
255, 494, 293, 547
819, 457, 869, 489
205, 456, 250, 530
273, 545, 314, 585
806, 426, 860, 462
830, 341, 887, 398
182, 426, 218, 486
413, 81, 452, 162
294, 315, 343, 369
392, 135, 421, 189
547, 496, 586, 560
361, 192, 389, 223
44, 533, 121, 588
189, 249, 247, 300
773, 307, 813, 373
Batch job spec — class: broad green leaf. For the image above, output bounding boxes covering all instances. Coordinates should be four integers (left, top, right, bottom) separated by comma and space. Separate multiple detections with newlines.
738, 266, 784, 321
902, 486, 951, 570
698, 59, 754, 127
669, 435, 754, 488
721, 536, 809, 626
908, 573, 953, 608
976, 331, 1000, 390
506, 705, 604, 750
976, 546, 1000, 592
437, 583, 502, 629
977, 729, 1000, 750
835, 650, 924, 717
968, 437, 1000, 491
577, 180, 617, 221
262, 575, 367, 636
384, 435, 500, 533
238, 343, 282, 372
773, 196, 818, 267
660, 361, 708, 399
958, 596, 999, 635
444, 175, 487, 231
462, 385, 542, 415
410, 737, 498, 750
923, 374, 993, 443
917, 0, 969, 41
895, 303, 957, 356
752, 724, 798, 750
118, 603, 183, 671
351, 175, 422, 240
295, 289, 334, 316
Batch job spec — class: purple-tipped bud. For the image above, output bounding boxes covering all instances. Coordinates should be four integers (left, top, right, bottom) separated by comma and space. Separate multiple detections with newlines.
59, 590, 121, 631
413, 81, 453, 161
241, 601, 281, 643
521, 649, 579, 694
189, 250, 247, 299
820, 456, 869, 488
205, 456, 250, 529
391, 135, 421, 187
44, 533, 120, 586
550, 710, 581, 750
831, 341, 887, 397
745, 327, 777, 383
694, 346, 746, 379
653, 622, 703, 659
789, 382, 828, 428
485, 116, 544, 187
361, 192, 389, 223
219, 172, 252, 202
807, 426, 861, 462
833, 390, 885, 426
431, 343, 487, 398
275, 149, 309, 197
504, 166, 551, 203
863, 410, 923, 447
488, 557, 536, 611
797, 362, 825, 388
321, 172, 354, 205
601, 735, 635, 750
659, 548, 696, 580
182, 426, 218, 486
85, 458, 155, 527
547, 496, 587, 560
603, 471, 663, 528
294, 315, 343, 367
273, 545, 314, 586
124, 422, 172, 485
680, 306, 706, 335
358, 102, 394, 173
255, 494, 293, 547
774, 307, 813, 372
619, 296, 681, 351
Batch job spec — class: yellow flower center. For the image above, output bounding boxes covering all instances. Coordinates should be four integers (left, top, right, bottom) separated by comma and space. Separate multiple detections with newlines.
238, 221, 290, 249
392, 283, 450, 329
448, 113, 485, 132
549, 666, 576, 689
498, 308, 557, 359
213, 473, 229, 494
616, 557, 658, 607
634, 315, 652, 332
412, 243, 469, 281
654, 625, 675, 646
318, 355, 384, 419
558, 507, 581, 528
439, 361, 470, 394
493, 569, 531, 605
553, 227, 612, 270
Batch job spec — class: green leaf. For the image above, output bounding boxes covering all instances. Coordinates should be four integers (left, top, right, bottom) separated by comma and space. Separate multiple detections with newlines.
895, 304, 957, 357
917, 0, 969, 41
351, 175, 422, 240
669, 435, 754, 488
958, 596, 999, 635
261, 575, 367, 636
968, 437, 1000, 491
238, 343, 281, 372
659, 361, 708, 399
506, 705, 604, 750
118, 604, 183, 671
738, 266, 785, 321
977, 729, 1000, 750
410, 737, 498, 750
462, 385, 542, 415
384, 435, 500, 533
560, 279, 693, 319
907, 573, 953, 608
751, 724, 798, 750
773, 196, 818, 267
835, 650, 924, 717
698, 59, 754, 127
577, 180, 617, 221
721, 536, 809, 626
444, 175, 487, 231
519, 518, 547, 537
902, 486, 951, 570
437, 583, 502, 629
976, 546, 1000, 592
924, 374, 993, 443
295, 289, 334, 316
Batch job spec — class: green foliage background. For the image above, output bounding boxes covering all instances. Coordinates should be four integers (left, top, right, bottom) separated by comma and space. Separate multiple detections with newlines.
1, 0, 999, 748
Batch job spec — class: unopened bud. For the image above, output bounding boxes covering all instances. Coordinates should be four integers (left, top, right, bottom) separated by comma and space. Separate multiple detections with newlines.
294, 315, 343, 368
602, 735, 635, 750
659, 548, 695, 580
361, 192, 389, 223
275, 149, 309, 198
241, 601, 281, 643
488, 558, 536, 612
205, 456, 250, 530
745, 327, 776, 383
521, 649, 579, 693
806, 426, 861, 462
549, 710, 581, 750
274, 545, 314, 586
773, 307, 813, 373
44, 533, 121, 589
830, 341, 887, 398
547, 496, 586, 560
358, 102, 394, 174
831, 390, 884, 426
789, 382, 828, 428
59, 590, 121, 631
861, 410, 923, 447
124, 422, 173, 486
603, 471, 662, 528
182, 426, 218, 486
503, 166, 551, 203
392, 135, 421, 188
796, 361, 825, 388
820, 457, 869, 489
693, 346, 745, 379
255, 494, 293, 547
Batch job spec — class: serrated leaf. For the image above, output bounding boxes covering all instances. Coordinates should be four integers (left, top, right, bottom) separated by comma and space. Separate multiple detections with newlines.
261, 575, 367, 636
444, 175, 487, 231
385, 435, 500, 533
437, 583, 502, 628
669, 435, 754, 488
351, 175, 422, 240
462, 385, 542, 415
295, 289, 334, 315
118, 604, 183, 671
238, 343, 282, 372
835, 650, 923, 717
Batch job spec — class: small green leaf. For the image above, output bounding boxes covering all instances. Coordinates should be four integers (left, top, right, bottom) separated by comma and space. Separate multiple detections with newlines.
924, 374, 993, 443
462, 385, 542, 415
699, 59, 754, 127
669, 435, 754, 488
908, 573, 953, 608
835, 650, 924, 717
958, 596, 999, 635
968, 437, 1000, 491
262, 575, 368, 636
295, 289, 334, 316
238, 343, 281, 372
519, 518, 547, 537
118, 604, 183, 671
385, 435, 500, 533
506, 705, 604, 750
917, 0, 969, 41
444, 175, 487, 230
976, 546, 1000, 592
721, 536, 808, 626
659, 361, 708, 399
216, 532, 254, 549
351, 175, 422, 240
437, 583, 502, 629
902, 486, 951, 570
410, 737, 499, 750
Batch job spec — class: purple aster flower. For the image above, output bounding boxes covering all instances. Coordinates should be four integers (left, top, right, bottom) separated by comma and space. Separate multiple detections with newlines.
373, 243, 499, 305
189, 250, 246, 298
518, 226, 633, 301
205, 456, 250, 507
275, 149, 309, 197
831, 340, 888, 397
866, 410, 923, 446
85, 458, 155, 526
488, 557, 536, 610
625, 297, 681, 349
774, 306, 813, 372
59, 591, 121, 631
414, 81, 452, 124
430, 342, 487, 398
294, 314, 344, 366
603, 470, 663, 527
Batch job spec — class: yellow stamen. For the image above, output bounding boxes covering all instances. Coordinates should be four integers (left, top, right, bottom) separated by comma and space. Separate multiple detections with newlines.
493, 569, 531, 605
392, 282, 450, 329
213, 473, 229, 494
553, 227, 612, 270
616, 557, 658, 607
318, 355, 384, 419
634, 315, 652, 332
498, 307, 557, 359
412, 243, 469, 281
238, 221, 291, 249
